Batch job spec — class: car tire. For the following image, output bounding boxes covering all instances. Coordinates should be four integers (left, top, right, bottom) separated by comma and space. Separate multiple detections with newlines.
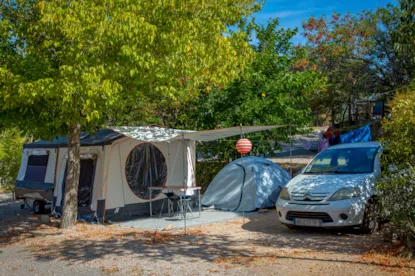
33, 200, 46, 214
359, 198, 379, 234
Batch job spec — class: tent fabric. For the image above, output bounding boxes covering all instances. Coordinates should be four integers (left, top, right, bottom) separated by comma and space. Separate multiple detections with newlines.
24, 129, 124, 149
25, 126, 288, 149
201, 157, 290, 212
112, 125, 287, 142
340, 125, 372, 144
111, 126, 194, 142
183, 125, 288, 142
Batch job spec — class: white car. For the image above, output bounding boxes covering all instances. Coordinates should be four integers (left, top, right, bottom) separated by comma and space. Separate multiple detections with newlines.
276, 142, 382, 233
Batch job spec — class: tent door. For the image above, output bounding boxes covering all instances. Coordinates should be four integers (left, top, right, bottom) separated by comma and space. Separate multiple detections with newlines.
78, 159, 96, 210
61, 159, 96, 211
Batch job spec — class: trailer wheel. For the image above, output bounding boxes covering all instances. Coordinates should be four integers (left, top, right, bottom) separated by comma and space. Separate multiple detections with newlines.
33, 200, 46, 214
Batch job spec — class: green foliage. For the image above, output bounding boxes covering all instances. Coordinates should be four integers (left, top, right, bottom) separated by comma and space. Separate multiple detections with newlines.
171, 19, 325, 159
0, 0, 260, 227
303, 6, 415, 123
0, 0, 259, 138
378, 167, 415, 238
303, 12, 380, 121
381, 91, 415, 167
393, 0, 415, 60
0, 128, 25, 192
379, 91, 415, 238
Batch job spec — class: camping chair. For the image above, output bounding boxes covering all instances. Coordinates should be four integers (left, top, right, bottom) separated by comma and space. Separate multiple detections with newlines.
159, 192, 181, 218
177, 194, 195, 220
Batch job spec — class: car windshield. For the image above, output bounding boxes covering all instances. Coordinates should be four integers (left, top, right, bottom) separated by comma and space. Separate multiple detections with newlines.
304, 147, 378, 174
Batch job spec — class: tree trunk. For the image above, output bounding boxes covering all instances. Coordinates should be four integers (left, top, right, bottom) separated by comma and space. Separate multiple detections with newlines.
61, 123, 81, 228
348, 95, 353, 124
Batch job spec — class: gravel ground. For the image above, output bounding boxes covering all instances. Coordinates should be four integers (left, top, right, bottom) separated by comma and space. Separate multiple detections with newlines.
1, 197, 414, 276
0, 192, 13, 203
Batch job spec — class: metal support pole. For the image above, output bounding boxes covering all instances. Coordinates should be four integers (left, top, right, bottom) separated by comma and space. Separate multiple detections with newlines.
289, 124, 293, 178
150, 189, 153, 217
240, 124, 245, 223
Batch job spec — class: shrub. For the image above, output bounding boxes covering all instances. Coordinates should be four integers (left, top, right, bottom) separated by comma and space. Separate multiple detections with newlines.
377, 167, 415, 237
379, 91, 415, 242
0, 128, 25, 192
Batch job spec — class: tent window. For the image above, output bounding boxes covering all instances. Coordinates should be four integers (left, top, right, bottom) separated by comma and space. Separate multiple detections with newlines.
125, 143, 167, 199
25, 155, 49, 182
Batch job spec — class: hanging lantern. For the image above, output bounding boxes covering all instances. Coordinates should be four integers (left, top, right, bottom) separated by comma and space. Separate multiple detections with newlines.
236, 138, 252, 154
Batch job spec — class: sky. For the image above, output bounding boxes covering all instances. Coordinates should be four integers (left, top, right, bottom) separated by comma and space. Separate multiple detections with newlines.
253, 0, 396, 44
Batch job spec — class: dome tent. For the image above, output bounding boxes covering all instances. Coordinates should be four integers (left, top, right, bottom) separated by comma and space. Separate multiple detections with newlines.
201, 157, 291, 211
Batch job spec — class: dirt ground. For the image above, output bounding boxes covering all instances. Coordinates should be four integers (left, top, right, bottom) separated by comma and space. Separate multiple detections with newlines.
1, 199, 414, 276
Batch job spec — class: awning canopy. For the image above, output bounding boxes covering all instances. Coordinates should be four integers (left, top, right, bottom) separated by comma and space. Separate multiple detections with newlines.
24, 125, 290, 149
182, 125, 288, 142
111, 125, 288, 142
110, 126, 195, 142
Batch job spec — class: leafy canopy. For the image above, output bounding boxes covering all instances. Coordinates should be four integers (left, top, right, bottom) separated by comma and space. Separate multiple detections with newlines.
171, 19, 325, 159
0, 0, 259, 137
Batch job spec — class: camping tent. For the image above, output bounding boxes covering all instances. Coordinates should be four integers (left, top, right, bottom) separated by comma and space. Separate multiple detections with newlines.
201, 157, 290, 211
16, 127, 197, 220
15, 126, 288, 220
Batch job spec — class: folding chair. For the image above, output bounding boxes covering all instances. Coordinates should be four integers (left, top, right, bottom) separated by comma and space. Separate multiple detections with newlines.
159, 192, 180, 218
177, 195, 195, 220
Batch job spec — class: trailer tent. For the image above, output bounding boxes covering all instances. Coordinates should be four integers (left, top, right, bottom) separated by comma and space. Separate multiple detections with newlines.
16, 126, 287, 220
201, 157, 291, 211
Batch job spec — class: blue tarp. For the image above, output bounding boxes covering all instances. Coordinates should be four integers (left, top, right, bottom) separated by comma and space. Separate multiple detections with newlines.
201, 157, 291, 212
340, 125, 372, 144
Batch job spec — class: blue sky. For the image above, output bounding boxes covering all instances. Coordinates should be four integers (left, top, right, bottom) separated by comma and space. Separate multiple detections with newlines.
253, 0, 396, 44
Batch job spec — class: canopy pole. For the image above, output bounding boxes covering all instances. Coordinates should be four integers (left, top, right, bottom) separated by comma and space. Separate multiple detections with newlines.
181, 132, 187, 234
240, 124, 245, 224
290, 124, 293, 177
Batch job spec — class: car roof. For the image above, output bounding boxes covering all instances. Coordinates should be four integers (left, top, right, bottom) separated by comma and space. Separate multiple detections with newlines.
327, 141, 381, 150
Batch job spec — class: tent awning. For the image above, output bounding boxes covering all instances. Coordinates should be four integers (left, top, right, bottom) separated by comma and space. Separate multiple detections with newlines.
110, 125, 288, 142
110, 126, 195, 142
183, 125, 288, 141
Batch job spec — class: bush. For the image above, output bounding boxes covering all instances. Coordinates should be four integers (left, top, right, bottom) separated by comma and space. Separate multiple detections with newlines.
378, 167, 415, 238
379, 91, 415, 242
0, 128, 25, 192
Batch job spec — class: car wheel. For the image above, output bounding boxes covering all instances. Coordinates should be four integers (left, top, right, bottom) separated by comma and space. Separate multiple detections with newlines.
359, 198, 379, 234
33, 200, 45, 214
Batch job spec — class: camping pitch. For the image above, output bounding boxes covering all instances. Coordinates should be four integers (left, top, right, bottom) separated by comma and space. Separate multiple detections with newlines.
15, 126, 288, 221
201, 157, 291, 212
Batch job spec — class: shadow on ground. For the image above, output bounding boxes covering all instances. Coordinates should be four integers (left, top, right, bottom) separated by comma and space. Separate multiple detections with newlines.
1, 202, 411, 271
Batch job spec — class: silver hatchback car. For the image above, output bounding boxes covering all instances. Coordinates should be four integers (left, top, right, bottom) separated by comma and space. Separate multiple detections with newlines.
276, 142, 382, 233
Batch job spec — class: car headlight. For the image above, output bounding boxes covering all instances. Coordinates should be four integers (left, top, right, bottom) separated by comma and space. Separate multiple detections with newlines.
279, 187, 290, 200
329, 188, 361, 201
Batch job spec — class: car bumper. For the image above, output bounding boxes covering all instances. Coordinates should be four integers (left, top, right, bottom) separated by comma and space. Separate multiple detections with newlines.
276, 198, 366, 228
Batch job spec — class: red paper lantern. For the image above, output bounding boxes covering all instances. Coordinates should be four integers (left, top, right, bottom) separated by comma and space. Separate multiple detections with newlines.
236, 138, 252, 154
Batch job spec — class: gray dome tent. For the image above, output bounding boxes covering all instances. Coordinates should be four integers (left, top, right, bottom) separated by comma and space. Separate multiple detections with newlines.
201, 157, 291, 211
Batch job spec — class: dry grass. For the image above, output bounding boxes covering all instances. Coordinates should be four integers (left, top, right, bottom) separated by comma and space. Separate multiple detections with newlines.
1, 216, 187, 250
2, 211, 415, 275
